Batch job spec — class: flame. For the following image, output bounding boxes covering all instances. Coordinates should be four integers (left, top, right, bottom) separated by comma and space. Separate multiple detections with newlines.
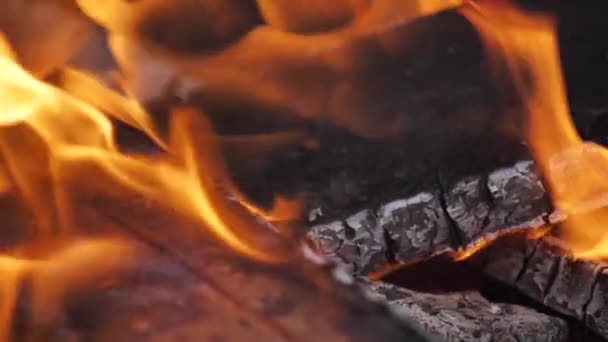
451, 237, 496, 261
0, 11, 308, 335
0, 32, 293, 262
460, 2, 608, 259
0, 1, 541, 336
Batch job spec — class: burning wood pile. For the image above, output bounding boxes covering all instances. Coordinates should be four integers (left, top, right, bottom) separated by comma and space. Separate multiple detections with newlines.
0, 0, 607, 341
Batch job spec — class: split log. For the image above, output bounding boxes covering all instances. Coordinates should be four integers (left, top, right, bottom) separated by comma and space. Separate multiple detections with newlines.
0, 192, 435, 341
307, 158, 554, 274
362, 279, 568, 342
469, 233, 608, 340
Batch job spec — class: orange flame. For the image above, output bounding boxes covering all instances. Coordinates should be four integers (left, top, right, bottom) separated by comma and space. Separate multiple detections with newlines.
0, 32, 293, 263
460, 2, 608, 259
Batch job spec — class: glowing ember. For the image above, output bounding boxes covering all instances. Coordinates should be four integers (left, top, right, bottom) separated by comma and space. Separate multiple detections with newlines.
449, 224, 549, 261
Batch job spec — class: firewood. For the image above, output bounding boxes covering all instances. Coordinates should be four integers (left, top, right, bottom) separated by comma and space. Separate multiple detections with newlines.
47, 249, 436, 342
307, 158, 553, 274
470, 234, 608, 340
361, 279, 568, 342
0, 191, 435, 341
305, 156, 608, 339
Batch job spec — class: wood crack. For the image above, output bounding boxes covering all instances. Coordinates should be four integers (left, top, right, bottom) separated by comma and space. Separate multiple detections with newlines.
436, 172, 464, 250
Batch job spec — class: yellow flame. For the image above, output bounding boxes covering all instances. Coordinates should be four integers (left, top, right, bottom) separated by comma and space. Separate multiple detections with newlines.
461, 2, 608, 259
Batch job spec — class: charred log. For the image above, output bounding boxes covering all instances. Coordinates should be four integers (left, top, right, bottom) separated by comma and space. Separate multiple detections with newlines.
362, 279, 568, 342
307, 158, 553, 274
305, 155, 608, 339
470, 234, 608, 340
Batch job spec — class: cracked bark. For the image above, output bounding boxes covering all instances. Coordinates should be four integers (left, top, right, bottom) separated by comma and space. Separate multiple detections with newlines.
470, 234, 608, 340
307, 159, 552, 274
361, 279, 569, 342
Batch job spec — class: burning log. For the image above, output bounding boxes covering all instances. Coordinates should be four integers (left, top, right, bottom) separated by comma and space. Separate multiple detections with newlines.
1, 1, 608, 340
0, 23, 442, 339
307, 158, 553, 274
362, 279, 568, 342
303, 156, 608, 339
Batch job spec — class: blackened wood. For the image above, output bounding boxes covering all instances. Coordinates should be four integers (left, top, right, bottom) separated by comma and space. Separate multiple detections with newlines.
307, 159, 552, 274
304, 156, 608, 339
362, 279, 568, 342
473, 234, 608, 340
587, 269, 608, 338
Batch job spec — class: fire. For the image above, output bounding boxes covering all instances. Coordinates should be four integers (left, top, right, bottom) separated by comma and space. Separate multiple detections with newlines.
0, 0, 606, 334
0, 2, 357, 334
460, 2, 608, 259
0, 3, 490, 331
0, 11, 312, 334
0, 34, 292, 262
